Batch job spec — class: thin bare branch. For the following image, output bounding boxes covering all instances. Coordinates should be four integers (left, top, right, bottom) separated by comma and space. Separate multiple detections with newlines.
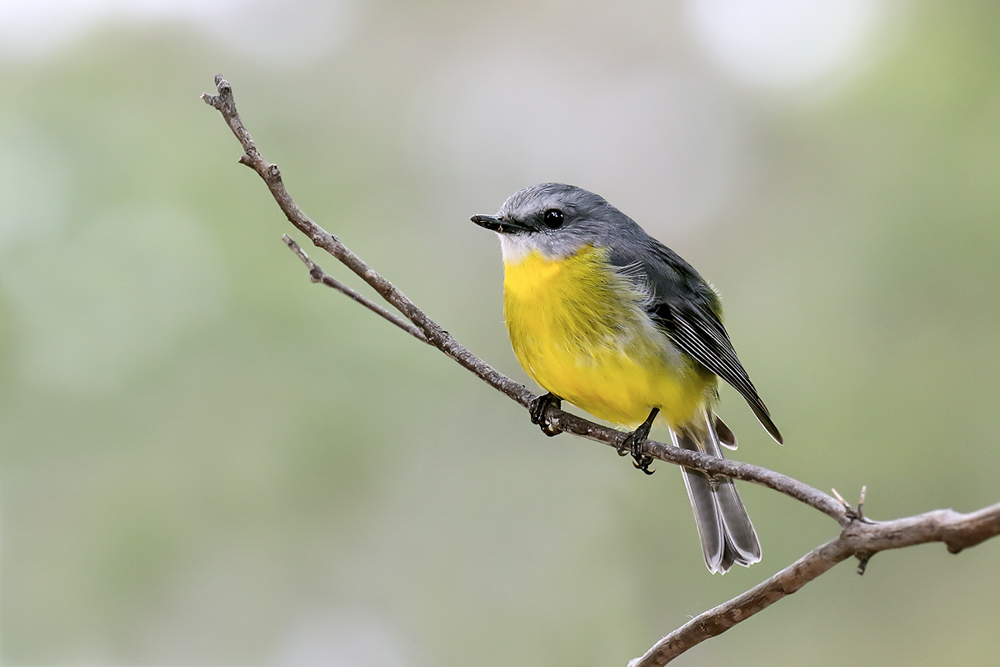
203, 75, 532, 404
201, 74, 1000, 667
630, 502, 1000, 666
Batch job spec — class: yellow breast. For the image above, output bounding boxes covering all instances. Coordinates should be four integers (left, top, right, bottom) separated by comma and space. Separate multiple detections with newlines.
503, 245, 714, 429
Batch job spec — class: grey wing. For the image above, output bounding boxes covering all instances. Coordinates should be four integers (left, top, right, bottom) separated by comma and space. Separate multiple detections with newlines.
614, 240, 783, 444
652, 299, 782, 443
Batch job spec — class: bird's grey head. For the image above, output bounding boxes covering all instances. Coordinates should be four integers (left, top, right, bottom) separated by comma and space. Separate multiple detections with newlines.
471, 183, 643, 262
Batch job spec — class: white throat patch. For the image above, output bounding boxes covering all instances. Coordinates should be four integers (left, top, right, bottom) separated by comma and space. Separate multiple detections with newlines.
498, 234, 539, 264
498, 233, 585, 264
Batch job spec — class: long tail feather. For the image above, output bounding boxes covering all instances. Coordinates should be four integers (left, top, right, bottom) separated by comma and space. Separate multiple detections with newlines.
673, 412, 761, 573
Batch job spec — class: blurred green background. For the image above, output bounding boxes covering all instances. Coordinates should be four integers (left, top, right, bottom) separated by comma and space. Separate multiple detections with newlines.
2, 1, 999, 665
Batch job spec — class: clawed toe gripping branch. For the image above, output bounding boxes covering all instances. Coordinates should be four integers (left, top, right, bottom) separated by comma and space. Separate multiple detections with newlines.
529, 392, 563, 436
618, 407, 660, 475
202, 75, 1000, 667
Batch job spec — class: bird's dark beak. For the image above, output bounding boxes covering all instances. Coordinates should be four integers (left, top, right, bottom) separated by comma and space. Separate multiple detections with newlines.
471, 214, 525, 234
471, 214, 503, 231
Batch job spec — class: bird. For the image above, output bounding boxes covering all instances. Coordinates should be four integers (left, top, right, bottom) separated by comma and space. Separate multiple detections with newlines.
472, 183, 782, 573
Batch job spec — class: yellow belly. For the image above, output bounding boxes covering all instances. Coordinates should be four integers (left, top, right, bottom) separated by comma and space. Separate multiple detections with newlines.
503, 245, 715, 429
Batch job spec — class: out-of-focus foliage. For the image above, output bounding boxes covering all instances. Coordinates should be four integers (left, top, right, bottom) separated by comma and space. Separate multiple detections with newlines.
1, 1, 999, 665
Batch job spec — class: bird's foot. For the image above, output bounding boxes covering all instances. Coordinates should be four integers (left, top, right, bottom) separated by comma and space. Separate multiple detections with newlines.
529, 392, 562, 437
617, 408, 659, 475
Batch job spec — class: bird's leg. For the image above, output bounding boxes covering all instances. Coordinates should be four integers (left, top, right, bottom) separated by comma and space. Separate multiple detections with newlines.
617, 407, 659, 475
529, 392, 563, 437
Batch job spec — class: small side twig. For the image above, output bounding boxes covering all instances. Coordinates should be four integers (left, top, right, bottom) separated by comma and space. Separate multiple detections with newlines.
283, 235, 428, 343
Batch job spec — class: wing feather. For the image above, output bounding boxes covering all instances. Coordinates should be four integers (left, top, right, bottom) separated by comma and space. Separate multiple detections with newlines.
611, 241, 783, 444
651, 300, 782, 443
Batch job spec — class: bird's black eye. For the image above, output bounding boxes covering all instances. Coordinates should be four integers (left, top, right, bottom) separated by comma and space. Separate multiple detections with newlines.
543, 208, 564, 229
